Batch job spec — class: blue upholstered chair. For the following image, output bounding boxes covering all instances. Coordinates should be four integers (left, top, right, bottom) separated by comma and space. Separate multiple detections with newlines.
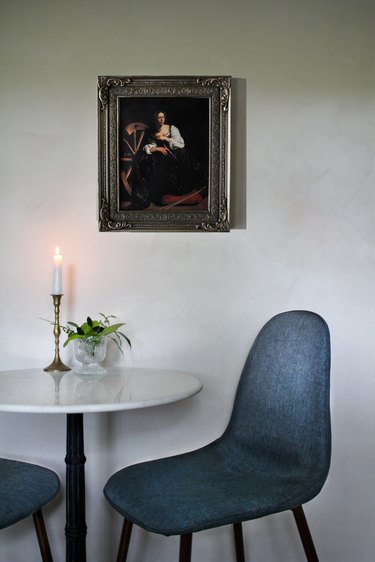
104, 310, 331, 562
0, 458, 60, 562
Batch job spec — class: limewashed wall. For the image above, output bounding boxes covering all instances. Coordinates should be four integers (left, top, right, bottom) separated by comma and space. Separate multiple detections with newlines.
0, 0, 374, 560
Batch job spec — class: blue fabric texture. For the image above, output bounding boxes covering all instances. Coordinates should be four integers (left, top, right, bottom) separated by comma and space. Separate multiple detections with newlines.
0, 458, 60, 530
104, 311, 331, 536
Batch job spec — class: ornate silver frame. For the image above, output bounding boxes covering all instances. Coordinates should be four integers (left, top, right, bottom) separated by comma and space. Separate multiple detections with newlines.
97, 75, 231, 232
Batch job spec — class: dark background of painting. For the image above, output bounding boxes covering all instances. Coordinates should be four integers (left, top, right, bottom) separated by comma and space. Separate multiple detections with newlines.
119, 97, 210, 164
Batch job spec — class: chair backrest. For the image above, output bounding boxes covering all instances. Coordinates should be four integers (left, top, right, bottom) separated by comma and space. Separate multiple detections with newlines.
223, 310, 331, 485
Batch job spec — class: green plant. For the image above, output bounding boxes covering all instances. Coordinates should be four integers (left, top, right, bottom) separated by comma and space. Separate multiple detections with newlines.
62, 313, 131, 355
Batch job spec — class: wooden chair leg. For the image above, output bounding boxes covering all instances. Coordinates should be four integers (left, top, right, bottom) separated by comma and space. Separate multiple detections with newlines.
233, 522, 245, 562
32, 509, 53, 562
179, 533, 192, 562
292, 506, 319, 562
117, 519, 133, 562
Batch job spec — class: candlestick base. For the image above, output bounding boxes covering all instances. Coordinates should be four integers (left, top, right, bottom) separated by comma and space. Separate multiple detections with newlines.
44, 358, 71, 372
44, 293, 71, 373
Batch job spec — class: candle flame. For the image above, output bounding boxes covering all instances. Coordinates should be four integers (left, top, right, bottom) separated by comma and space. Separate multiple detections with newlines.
55, 246, 61, 255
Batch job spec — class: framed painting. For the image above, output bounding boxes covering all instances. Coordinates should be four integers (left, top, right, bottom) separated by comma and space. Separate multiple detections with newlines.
97, 75, 231, 232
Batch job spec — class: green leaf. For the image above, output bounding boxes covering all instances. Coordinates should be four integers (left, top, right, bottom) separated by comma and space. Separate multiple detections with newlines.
100, 322, 125, 337
63, 333, 84, 347
118, 331, 132, 348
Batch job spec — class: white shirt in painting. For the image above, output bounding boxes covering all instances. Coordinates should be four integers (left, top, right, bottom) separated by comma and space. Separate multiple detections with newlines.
143, 125, 185, 154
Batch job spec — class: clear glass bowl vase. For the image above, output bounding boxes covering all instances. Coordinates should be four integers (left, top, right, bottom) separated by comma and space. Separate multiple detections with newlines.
74, 336, 108, 375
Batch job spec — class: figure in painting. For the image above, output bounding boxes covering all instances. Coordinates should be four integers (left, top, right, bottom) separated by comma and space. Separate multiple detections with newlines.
126, 110, 207, 209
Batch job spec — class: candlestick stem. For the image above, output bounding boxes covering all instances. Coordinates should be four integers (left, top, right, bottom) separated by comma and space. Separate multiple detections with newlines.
44, 294, 71, 372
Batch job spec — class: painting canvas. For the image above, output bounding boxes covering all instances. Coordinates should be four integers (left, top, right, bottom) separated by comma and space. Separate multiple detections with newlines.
98, 76, 231, 232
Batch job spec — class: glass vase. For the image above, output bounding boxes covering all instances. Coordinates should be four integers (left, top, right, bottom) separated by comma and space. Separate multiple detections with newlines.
74, 336, 108, 375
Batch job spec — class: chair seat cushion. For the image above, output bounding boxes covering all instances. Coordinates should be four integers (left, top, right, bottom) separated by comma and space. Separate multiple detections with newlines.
0, 458, 60, 530
104, 439, 324, 536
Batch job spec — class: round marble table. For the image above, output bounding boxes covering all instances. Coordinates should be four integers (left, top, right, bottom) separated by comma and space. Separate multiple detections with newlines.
0, 367, 202, 562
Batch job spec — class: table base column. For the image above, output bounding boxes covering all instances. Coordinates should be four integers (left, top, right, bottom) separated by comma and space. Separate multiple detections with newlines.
65, 413, 87, 562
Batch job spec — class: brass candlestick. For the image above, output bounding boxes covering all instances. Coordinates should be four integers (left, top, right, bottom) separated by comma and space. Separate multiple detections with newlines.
44, 294, 71, 372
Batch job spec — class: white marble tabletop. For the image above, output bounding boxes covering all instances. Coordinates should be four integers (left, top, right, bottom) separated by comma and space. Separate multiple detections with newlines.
0, 367, 203, 414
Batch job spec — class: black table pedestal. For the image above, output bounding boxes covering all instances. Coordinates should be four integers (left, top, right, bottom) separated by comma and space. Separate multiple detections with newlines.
65, 413, 87, 562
